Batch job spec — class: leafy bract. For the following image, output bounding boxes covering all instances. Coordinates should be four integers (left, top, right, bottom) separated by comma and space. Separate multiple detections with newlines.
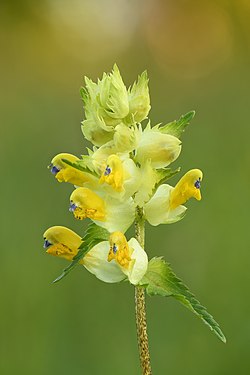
53, 223, 110, 283
62, 158, 98, 177
157, 111, 195, 138
155, 167, 181, 189
140, 257, 226, 343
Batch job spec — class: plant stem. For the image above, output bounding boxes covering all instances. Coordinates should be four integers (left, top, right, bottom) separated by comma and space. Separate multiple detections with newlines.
135, 207, 152, 375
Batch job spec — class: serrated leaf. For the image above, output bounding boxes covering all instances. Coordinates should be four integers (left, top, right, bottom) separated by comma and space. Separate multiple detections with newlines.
62, 158, 98, 177
79, 154, 96, 172
159, 110, 195, 138
155, 167, 181, 189
140, 257, 226, 343
53, 223, 110, 283
80, 87, 88, 102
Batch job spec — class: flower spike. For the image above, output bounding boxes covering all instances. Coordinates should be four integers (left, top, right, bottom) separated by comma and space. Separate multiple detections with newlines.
43, 65, 226, 358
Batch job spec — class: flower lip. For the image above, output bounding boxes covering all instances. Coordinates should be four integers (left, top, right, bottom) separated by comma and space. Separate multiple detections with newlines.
51, 165, 60, 175
43, 239, 52, 249
194, 178, 201, 189
69, 202, 77, 212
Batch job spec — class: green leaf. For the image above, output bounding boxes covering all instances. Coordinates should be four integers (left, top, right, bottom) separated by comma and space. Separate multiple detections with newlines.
80, 87, 88, 103
62, 158, 98, 177
159, 110, 195, 138
140, 257, 226, 343
53, 223, 110, 283
155, 167, 181, 189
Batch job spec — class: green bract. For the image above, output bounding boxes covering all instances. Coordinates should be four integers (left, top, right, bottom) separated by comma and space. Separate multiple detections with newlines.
81, 64, 150, 146
140, 258, 226, 343
126, 71, 151, 124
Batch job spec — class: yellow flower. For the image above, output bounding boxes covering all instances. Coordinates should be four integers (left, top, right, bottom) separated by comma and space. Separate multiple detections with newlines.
50, 153, 98, 187
69, 187, 135, 233
144, 169, 203, 226
44, 226, 147, 284
70, 187, 106, 221
43, 226, 126, 283
83, 241, 126, 283
43, 226, 81, 261
108, 232, 148, 285
108, 231, 131, 268
95, 152, 140, 199
99, 154, 124, 192
170, 169, 202, 209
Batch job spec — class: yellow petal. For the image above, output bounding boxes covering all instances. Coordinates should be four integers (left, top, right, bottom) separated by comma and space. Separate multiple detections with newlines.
70, 187, 106, 221
99, 154, 124, 192
170, 169, 203, 210
56, 167, 97, 187
108, 232, 131, 268
51, 153, 79, 169
50, 153, 98, 187
108, 233, 148, 285
43, 226, 82, 261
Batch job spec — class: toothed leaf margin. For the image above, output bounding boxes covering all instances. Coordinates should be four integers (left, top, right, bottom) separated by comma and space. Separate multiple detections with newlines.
140, 257, 226, 343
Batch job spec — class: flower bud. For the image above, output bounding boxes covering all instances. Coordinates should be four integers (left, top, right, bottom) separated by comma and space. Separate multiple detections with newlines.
127, 71, 151, 123
81, 115, 114, 147
81, 65, 130, 146
81, 66, 151, 146
113, 124, 139, 152
103, 64, 129, 120
135, 129, 181, 168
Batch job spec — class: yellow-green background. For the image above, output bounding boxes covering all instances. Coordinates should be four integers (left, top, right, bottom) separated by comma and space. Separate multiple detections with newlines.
1, 0, 249, 374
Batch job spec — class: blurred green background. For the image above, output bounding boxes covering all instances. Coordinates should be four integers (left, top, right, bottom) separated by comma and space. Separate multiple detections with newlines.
1, 0, 249, 374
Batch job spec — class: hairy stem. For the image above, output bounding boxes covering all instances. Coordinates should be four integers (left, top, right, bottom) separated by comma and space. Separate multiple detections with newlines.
135, 207, 152, 375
